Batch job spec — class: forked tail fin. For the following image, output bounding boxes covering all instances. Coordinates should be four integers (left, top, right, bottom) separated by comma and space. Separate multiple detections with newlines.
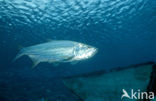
12, 49, 25, 63
12, 53, 24, 63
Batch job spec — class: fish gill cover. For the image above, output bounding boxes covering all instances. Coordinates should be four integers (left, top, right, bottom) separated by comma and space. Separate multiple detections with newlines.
0, 0, 156, 101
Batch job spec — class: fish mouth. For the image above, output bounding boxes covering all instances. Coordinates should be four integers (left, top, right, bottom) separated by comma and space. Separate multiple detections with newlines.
90, 47, 98, 57
93, 47, 98, 56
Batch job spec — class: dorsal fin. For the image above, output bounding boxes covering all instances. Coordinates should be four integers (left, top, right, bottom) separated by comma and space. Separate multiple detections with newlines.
46, 39, 53, 42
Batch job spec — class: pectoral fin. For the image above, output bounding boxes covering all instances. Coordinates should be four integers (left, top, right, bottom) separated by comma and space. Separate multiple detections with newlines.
70, 61, 79, 65
61, 56, 74, 62
53, 63, 60, 67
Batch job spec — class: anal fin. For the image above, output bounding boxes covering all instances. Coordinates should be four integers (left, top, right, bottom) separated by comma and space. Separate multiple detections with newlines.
32, 61, 40, 69
28, 55, 40, 68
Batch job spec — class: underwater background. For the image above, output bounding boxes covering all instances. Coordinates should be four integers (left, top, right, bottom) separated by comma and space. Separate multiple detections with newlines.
0, 0, 156, 101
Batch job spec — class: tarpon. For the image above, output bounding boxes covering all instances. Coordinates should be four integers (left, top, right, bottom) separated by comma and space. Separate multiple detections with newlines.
14, 40, 97, 68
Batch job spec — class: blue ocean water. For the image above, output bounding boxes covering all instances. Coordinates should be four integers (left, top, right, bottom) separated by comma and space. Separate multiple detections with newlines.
0, 0, 156, 101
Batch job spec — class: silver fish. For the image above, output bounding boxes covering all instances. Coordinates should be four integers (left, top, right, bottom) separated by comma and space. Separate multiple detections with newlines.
14, 40, 97, 68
